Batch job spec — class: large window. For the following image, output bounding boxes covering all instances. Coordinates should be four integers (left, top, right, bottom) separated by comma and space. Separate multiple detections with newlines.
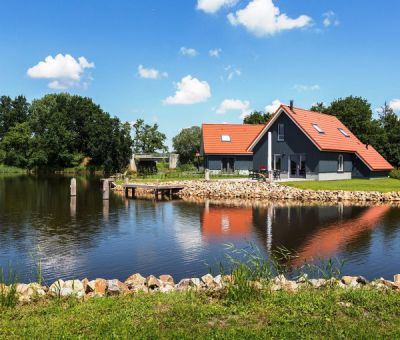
277, 124, 284, 141
312, 123, 324, 134
338, 154, 344, 172
273, 154, 282, 171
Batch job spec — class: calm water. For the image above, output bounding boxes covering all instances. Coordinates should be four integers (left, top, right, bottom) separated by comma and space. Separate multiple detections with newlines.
1, 175, 400, 283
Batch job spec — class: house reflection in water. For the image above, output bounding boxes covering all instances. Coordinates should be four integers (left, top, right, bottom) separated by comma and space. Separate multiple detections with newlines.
200, 201, 253, 240
200, 201, 391, 264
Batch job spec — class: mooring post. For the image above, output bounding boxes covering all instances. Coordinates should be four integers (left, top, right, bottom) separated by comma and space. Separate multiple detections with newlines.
205, 169, 210, 181
70, 178, 77, 196
103, 179, 110, 200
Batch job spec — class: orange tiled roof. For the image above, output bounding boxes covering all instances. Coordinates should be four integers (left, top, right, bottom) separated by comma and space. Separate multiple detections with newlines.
278, 105, 393, 171
202, 123, 264, 155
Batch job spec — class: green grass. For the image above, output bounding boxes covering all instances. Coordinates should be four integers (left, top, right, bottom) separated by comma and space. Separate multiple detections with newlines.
0, 164, 26, 174
0, 288, 399, 338
283, 178, 400, 193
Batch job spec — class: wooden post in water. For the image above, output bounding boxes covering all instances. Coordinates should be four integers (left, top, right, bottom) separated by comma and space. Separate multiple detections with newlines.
70, 178, 77, 196
103, 179, 110, 200
205, 169, 210, 181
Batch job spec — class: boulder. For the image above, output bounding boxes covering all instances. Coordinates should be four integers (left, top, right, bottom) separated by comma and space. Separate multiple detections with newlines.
190, 278, 202, 288
201, 274, 214, 287
146, 275, 161, 289
64, 280, 84, 293
107, 279, 129, 295
394, 274, 400, 285
159, 275, 174, 286
341, 276, 358, 286
94, 278, 107, 295
159, 284, 175, 293
176, 279, 191, 291
49, 279, 65, 296
125, 273, 146, 287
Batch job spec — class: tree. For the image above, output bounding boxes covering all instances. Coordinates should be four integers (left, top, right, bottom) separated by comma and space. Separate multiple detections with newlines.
132, 119, 167, 154
243, 111, 271, 124
0, 95, 30, 139
326, 96, 376, 145
310, 102, 328, 113
0, 122, 32, 168
172, 126, 201, 164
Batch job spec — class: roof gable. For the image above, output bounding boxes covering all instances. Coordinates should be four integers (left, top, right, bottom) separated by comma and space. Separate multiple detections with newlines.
202, 123, 264, 155
248, 104, 393, 171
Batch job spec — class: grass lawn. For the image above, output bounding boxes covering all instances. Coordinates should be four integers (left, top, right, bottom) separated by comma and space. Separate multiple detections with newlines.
0, 164, 26, 174
283, 178, 400, 193
1, 289, 400, 338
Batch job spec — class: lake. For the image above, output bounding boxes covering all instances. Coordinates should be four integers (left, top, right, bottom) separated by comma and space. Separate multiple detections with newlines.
1, 175, 400, 284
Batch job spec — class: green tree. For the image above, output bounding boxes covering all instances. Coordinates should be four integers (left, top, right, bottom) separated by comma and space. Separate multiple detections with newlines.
326, 96, 376, 145
132, 119, 167, 154
172, 126, 201, 164
310, 102, 328, 113
0, 95, 30, 139
0, 122, 32, 168
243, 111, 271, 124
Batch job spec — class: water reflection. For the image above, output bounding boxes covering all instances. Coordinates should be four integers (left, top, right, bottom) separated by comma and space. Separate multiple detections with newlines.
1, 175, 400, 282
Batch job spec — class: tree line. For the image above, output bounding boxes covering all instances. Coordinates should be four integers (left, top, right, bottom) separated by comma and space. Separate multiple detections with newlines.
243, 96, 400, 168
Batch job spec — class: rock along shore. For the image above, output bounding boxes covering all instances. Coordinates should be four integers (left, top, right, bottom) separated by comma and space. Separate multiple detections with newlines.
3, 273, 400, 304
114, 180, 400, 202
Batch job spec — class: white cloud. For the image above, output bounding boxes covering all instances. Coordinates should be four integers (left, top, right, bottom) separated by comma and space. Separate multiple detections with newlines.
163, 75, 211, 105
180, 47, 198, 57
323, 10, 340, 27
227, 0, 312, 37
138, 65, 167, 79
216, 99, 251, 118
224, 65, 241, 81
27, 54, 94, 89
265, 99, 282, 114
293, 84, 320, 92
197, 0, 238, 14
389, 99, 400, 112
209, 48, 222, 58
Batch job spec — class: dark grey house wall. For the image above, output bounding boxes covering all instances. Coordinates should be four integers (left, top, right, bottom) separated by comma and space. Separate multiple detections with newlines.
205, 155, 253, 171
318, 152, 352, 173
253, 113, 319, 174
352, 155, 390, 178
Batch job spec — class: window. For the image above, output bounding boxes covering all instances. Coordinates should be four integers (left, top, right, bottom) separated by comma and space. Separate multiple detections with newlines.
338, 128, 350, 138
312, 123, 324, 134
338, 154, 344, 172
273, 154, 282, 171
277, 124, 284, 141
221, 135, 231, 142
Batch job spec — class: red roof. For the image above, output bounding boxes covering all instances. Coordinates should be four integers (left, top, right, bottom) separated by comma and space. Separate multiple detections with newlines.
202, 123, 264, 155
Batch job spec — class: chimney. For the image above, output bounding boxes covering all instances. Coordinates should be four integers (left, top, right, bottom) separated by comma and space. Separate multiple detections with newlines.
289, 100, 294, 110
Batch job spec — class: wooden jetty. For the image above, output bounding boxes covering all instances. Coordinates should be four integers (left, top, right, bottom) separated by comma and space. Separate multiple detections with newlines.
123, 184, 185, 200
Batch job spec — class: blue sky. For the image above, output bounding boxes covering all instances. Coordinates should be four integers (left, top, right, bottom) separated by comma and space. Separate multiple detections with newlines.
1, 0, 399, 147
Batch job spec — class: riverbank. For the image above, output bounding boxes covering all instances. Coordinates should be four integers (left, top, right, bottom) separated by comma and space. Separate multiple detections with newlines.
0, 164, 26, 174
1, 274, 400, 338
114, 179, 400, 202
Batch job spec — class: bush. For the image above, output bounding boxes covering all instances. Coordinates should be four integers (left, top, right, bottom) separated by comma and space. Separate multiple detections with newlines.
390, 169, 400, 179
177, 163, 197, 172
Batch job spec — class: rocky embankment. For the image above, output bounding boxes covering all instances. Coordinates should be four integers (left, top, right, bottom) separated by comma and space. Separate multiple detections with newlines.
3, 273, 400, 304
178, 180, 400, 202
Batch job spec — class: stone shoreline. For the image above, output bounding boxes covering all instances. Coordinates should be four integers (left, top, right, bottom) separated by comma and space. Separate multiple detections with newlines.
113, 180, 400, 202
3, 273, 400, 304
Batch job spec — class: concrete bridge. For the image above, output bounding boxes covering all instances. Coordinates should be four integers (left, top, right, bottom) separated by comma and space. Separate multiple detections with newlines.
128, 153, 179, 172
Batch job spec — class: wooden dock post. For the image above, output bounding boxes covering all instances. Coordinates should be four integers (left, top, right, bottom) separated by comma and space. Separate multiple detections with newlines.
103, 179, 110, 200
70, 178, 77, 196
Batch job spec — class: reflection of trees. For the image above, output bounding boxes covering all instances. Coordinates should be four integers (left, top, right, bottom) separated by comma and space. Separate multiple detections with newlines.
0, 175, 126, 270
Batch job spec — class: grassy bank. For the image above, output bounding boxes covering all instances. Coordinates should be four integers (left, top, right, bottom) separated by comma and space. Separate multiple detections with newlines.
283, 178, 400, 193
1, 288, 400, 338
0, 164, 26, 174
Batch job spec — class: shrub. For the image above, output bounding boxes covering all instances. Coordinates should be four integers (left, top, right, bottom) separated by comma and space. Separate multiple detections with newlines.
389, 169, 400, 179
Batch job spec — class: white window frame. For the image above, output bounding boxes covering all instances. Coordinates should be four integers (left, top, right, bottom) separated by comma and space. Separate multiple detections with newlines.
273, 154, 282, 171
338, 128, 350, 138
277, 124, 284, 141
338, 154, 344, 172
221, 135, 231, 142
312, 123, 324, 134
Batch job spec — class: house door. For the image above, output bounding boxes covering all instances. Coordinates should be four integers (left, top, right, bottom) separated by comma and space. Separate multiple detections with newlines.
222, 157, 235, 172
289, 154, 306, 178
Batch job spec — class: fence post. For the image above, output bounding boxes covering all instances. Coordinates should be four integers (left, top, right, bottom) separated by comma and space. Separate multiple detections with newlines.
103, 179, 110, 200
70, 178, 77, 196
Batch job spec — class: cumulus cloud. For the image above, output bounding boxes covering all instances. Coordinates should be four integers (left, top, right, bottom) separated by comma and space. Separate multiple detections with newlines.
216, 99, 251, 118
227, 0, 312, 37
197, 0, 238, 14
180, 47, 198, 57
293, 84, 320, 92
265, 99, 282, 114
163, 75, 211, 105
209, 48, 222, 58
27, 54, 94, 89
323, 10, 340, 27
138, 65, 167, 79
389, 99, 400, 112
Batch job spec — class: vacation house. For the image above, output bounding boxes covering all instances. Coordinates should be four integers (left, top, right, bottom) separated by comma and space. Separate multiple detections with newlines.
201, 103, 393, 180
